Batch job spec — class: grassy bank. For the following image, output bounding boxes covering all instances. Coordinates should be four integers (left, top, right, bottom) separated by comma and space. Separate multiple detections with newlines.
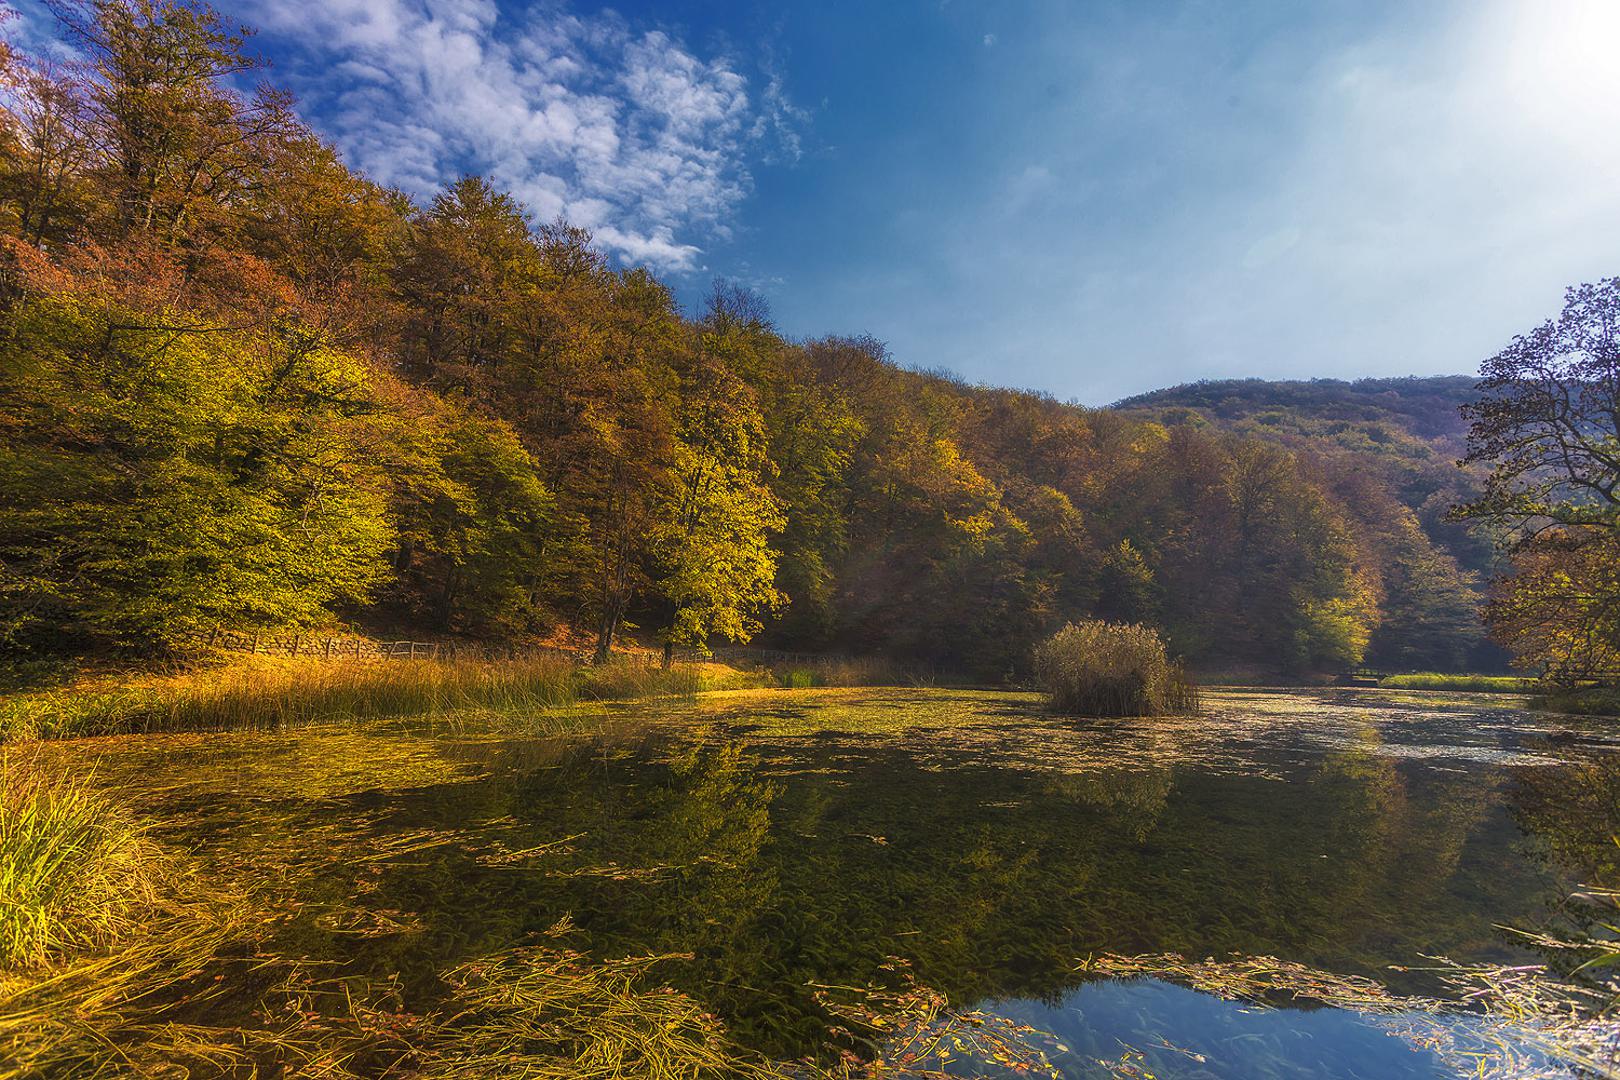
0, 654, 774, 742
1378, 673, 1535, 693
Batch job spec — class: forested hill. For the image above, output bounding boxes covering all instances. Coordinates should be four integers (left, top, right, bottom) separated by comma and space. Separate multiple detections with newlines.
1114, 376, 1478, 450
1114, 375, 1497, 596
0, 1, 1498, 680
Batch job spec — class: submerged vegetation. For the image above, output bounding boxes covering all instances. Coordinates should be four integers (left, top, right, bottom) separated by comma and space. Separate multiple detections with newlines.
1079, 952, 1620, 1079
4, 687, 1619, 1078
1034, 621, 1199, 717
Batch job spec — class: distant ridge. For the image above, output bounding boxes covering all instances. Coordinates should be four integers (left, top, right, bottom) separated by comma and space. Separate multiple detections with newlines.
1112, 375, 1478, 444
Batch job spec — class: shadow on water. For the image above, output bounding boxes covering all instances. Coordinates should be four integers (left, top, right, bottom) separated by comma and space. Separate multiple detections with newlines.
45, 687, 1620, 1074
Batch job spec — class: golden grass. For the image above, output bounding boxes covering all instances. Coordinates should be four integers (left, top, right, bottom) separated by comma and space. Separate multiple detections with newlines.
0, 654, 759, 742
0, 755, 161, 969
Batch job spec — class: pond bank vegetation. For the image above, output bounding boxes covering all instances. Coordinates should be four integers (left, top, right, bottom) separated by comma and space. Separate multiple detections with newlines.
1535, 686, 1620, 717
1378, 673, 1537, 693
1034, 621, 1199, 718
0, 654, 769, 743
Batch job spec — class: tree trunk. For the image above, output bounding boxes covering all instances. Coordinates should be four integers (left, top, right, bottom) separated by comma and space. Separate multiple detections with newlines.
594, 609, 618, 664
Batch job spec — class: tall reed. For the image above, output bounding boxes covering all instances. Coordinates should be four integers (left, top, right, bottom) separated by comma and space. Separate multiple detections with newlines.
0, 654, 727, 741
1033, 620, 1199, 717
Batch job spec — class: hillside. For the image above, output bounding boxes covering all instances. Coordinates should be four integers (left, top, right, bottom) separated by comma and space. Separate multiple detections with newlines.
0, 5, 1499, 678
1114, 375, 1478, 448
1115, 376, 1494, 572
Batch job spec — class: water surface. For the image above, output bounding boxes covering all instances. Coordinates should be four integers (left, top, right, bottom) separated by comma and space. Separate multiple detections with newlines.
58, 687, 1620, 1076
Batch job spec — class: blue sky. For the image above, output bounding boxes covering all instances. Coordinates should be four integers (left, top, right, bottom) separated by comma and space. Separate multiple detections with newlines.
15, 0, 1620, 403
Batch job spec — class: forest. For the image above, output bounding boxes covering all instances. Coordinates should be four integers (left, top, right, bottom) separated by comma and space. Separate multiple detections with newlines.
9, 4, 1620, 1079
0, 0, 1612, 688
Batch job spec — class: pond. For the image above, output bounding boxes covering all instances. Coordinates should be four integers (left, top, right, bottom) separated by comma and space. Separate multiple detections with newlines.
48, 687, 1620, 1077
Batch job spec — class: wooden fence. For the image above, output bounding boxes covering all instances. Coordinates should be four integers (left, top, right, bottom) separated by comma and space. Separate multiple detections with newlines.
199, 628, 580, 662
199, 630, 858, 668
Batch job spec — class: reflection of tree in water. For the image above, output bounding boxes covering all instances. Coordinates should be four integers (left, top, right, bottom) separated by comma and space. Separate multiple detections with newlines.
63, 706, 1585, 1064
1044, 767, 1174, 841
1510, 754, 1620, 979
334, 726, 1564, 1058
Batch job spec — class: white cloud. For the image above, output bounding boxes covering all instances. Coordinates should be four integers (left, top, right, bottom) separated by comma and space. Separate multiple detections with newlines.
243, 0, 804, 272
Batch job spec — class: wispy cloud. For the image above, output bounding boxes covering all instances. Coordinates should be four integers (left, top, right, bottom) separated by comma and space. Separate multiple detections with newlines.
241, 0, 805, 272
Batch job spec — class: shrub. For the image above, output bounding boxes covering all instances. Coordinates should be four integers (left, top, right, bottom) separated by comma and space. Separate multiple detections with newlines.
1033, 620, 1198, 717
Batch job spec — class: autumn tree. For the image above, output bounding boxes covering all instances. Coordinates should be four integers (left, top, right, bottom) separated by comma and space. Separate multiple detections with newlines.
0, 247, 395, 652
1457, 278, 1620, 681
653, 359, 785, 665
51, 0, 300, 246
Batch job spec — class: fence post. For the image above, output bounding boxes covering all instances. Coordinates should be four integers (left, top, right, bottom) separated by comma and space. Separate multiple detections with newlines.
290, 634, 300, 657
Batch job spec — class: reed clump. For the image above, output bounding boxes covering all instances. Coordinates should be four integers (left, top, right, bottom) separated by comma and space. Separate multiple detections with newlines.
0, 755, 162, 968
1033, 620, 1198, 717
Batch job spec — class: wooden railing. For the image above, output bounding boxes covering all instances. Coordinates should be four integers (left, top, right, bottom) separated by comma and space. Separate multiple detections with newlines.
199, 628, 580, 662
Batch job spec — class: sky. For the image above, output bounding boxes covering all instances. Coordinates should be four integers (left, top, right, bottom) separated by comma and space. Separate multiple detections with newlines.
13, 0, 1620, 404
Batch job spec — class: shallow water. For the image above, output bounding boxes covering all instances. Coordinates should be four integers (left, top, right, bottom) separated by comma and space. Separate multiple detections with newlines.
50, 687, 1620, 1076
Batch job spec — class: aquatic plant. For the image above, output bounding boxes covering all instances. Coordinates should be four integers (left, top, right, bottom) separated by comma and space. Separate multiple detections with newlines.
1079, 952, 1620, 1079
427, 945, 776, 1079
811, 958, 1064, 1078
1033, 621, 1198, 717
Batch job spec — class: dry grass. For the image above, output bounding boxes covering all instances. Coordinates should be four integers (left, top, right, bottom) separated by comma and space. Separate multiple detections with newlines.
0, 654, 751, 742
1034, 621, 1199, 717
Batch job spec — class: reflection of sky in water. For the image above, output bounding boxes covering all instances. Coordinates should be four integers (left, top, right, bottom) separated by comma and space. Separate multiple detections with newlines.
42, 687, 1620, 1073
992, 977, 1551, 1079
